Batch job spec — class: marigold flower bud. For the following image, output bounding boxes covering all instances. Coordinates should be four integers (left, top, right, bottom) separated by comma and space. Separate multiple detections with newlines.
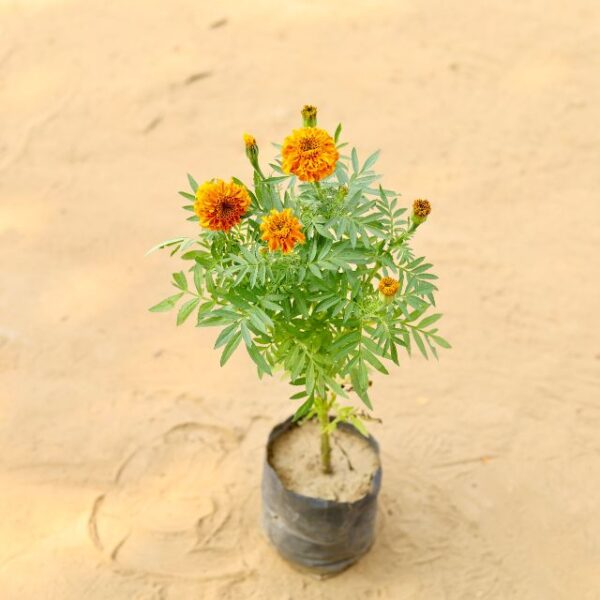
337, 185, 348, 200
301, 104, 317, 127
412, 199, 431, 225
243, 133, 259, 168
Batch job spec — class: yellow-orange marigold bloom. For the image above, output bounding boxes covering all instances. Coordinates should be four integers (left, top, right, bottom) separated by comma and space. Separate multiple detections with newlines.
378, 277, 400, 297
260, 209, 305, 253
194, 179, 251, 232
281, 127, 339, 182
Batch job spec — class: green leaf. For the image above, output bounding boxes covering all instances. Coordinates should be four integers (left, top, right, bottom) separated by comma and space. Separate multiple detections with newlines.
349, 415, 369, 437
293, 397, 314, 422
362, 349, 389, 374
350, 365, 372, 409
412, 329, 428, 358
334, 123, 342, 143
187, 173, 198, 192
176, 297, 200, 325
261, 299, 282, 313
240, 321, 253, 347
149, 292, 184, 313
172, 271, 187, 290
308, 263, 322, 279
252, 306, 274, 329
181, 250, 205, 261
431, 334, 452, 349
361, 150, 380, 173
262, 175, 289, 184
351, 148, 359, 174
305, 363, 315, 395
193, 264, 203, 292
249, 311, 268, 334
220, 332, 242, 366
247, 344, 272, 375
145, 237, 188, 255
418, 313, 443, 329
214, 322, 239, 349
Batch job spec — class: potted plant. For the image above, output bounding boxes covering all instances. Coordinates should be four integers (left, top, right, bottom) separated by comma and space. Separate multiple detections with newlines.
149, 105, 448, 574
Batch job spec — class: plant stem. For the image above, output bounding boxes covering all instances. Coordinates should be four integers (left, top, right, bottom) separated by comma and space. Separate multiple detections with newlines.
315, 396, 332, 475
313, 181, 326, 202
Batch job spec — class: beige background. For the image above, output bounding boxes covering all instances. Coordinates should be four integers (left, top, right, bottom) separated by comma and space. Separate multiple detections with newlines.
1, 1, 599, 598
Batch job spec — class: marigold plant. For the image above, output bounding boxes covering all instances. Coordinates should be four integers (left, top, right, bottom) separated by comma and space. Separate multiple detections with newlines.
149, 105, 449, 474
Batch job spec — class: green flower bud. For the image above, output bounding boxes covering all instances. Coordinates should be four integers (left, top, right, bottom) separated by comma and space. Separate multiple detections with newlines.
243, 133, 259, 168
301, 104, 317, 127
412, 199, 431, 226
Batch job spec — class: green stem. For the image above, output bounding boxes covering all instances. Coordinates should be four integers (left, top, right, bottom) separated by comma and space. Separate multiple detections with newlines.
313, 181, 326, 202
315, 395, 332, 475
364, 220, 419, 285
395, 220, 418, 244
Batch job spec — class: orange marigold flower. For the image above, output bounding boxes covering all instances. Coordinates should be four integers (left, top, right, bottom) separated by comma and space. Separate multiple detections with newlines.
281, 127, 339, 182
378, 277, 400, 297
194, 179, 251, 232
260, 209, 305, 253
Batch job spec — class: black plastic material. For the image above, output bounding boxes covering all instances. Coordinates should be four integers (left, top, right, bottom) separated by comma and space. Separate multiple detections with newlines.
261, 416, 382, 574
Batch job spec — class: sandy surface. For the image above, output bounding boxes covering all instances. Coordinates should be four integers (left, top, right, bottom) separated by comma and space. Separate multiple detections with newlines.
1, 0, 599, 598
270, 420, 380, 502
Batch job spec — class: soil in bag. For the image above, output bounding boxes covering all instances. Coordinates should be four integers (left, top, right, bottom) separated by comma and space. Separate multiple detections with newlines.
262, 417, 382, 574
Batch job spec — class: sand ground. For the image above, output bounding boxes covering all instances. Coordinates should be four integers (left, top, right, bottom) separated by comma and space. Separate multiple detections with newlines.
1, 1, 599, 598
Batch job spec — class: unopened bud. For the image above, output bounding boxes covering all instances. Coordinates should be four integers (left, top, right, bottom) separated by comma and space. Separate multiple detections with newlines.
243, 133, 259, 168
301, 104, 317, 127
412, 199, 431, 225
